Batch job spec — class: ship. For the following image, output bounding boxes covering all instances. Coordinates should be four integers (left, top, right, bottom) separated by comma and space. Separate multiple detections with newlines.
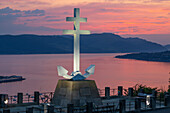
0, 75, 26, 83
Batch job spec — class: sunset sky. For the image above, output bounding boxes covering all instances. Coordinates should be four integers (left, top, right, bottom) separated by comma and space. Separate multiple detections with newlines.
0, 0, 170, 44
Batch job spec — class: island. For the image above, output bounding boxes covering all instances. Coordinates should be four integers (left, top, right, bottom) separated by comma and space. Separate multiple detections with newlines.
0, 33, 166, 54
115, 51, 170, 62
0, 75, 26, 83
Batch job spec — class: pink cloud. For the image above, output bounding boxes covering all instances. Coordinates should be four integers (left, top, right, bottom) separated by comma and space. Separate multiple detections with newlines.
0, 2, 169, 35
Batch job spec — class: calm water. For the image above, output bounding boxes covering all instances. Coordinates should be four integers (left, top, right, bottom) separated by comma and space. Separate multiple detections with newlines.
0, 53, 169, 95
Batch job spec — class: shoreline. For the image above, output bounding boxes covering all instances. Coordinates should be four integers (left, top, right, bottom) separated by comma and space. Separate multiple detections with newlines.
115, 51, 170, 63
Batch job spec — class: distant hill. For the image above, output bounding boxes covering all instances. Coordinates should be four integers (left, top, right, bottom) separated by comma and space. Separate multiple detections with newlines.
165, 44, 170, 50
0, 33, 167, 54
115, 51, 170, 62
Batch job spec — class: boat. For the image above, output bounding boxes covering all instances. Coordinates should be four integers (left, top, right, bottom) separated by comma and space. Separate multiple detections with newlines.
0, 75, 26, 83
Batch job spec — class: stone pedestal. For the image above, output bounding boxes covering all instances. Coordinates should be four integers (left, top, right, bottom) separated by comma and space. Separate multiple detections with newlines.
51, 80, 102, 106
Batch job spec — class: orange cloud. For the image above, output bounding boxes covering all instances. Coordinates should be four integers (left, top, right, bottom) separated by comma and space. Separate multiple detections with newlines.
0, 1, 169, 35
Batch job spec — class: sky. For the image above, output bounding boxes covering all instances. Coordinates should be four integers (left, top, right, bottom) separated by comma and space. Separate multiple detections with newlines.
0, 0, 170, 44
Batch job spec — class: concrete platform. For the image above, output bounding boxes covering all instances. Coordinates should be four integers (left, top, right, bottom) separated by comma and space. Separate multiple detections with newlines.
51, 79, 102, 106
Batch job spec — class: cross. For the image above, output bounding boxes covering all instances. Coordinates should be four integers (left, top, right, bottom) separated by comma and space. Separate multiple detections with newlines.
63, 8, 90, 72
57, 8, 94, 80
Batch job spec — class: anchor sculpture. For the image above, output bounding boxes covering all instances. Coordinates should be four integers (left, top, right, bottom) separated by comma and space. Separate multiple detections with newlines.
57, 8, 95, 81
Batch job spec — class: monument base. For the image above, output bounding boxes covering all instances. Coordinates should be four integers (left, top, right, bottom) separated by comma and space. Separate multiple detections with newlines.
51, 80, 102, 106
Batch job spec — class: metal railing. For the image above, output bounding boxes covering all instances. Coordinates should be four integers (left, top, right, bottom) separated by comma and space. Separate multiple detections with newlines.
2, 87, 170, 113
8, 92, 54, 104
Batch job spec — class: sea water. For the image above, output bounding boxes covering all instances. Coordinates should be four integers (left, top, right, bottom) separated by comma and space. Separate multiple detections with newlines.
0, 53, 169, 95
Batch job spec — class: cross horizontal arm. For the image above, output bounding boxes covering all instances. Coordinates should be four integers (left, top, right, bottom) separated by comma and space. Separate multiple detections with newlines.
63, 30, 75, 34
63, 30, 90, 35
66, 17, 87, 22
79, 18, 87, 22
66, 17, 76, 21
79, 30, 90, 34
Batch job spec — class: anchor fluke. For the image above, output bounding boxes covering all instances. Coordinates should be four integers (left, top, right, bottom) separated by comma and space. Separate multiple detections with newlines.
83, 65, 95, 78
57, 66, 73, 79
85, 65, 95, 75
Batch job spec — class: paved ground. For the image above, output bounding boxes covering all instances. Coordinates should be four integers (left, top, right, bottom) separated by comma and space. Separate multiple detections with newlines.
142, 108, 170, 113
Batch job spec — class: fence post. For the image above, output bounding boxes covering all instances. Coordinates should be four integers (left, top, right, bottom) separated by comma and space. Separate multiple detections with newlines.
26, 107, 33, 113
164, 95, 170, 107
135, 98, 141, 112
48, 105, 54, 113
152, 90, 157, 97
119, 99, 125, 113
44, 104, 48, 113
34, 91, 39, 104
128, 88, 133, 97
0, 94, 8, 108
118, 86, 123, 96
17, 93, 23, 104
67, 104, 74, 113
105, 87, 110, 98
86, 102, 93, 113
150, 96, 156, 110
3, 109, 10, 113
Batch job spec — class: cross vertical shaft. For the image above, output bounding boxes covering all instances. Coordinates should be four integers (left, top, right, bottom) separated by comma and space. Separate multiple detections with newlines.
63, 8, 90, 72
74, 8, 80, 72
74, 33, 79, 72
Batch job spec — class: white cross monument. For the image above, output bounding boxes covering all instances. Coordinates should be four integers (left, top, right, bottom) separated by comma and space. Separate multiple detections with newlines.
57, 8, 95, 81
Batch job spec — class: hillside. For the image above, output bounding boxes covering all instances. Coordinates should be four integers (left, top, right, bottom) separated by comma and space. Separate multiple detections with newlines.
165, 44, 170, 50
0, 33, 167, 54
115, 51, 170, 62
